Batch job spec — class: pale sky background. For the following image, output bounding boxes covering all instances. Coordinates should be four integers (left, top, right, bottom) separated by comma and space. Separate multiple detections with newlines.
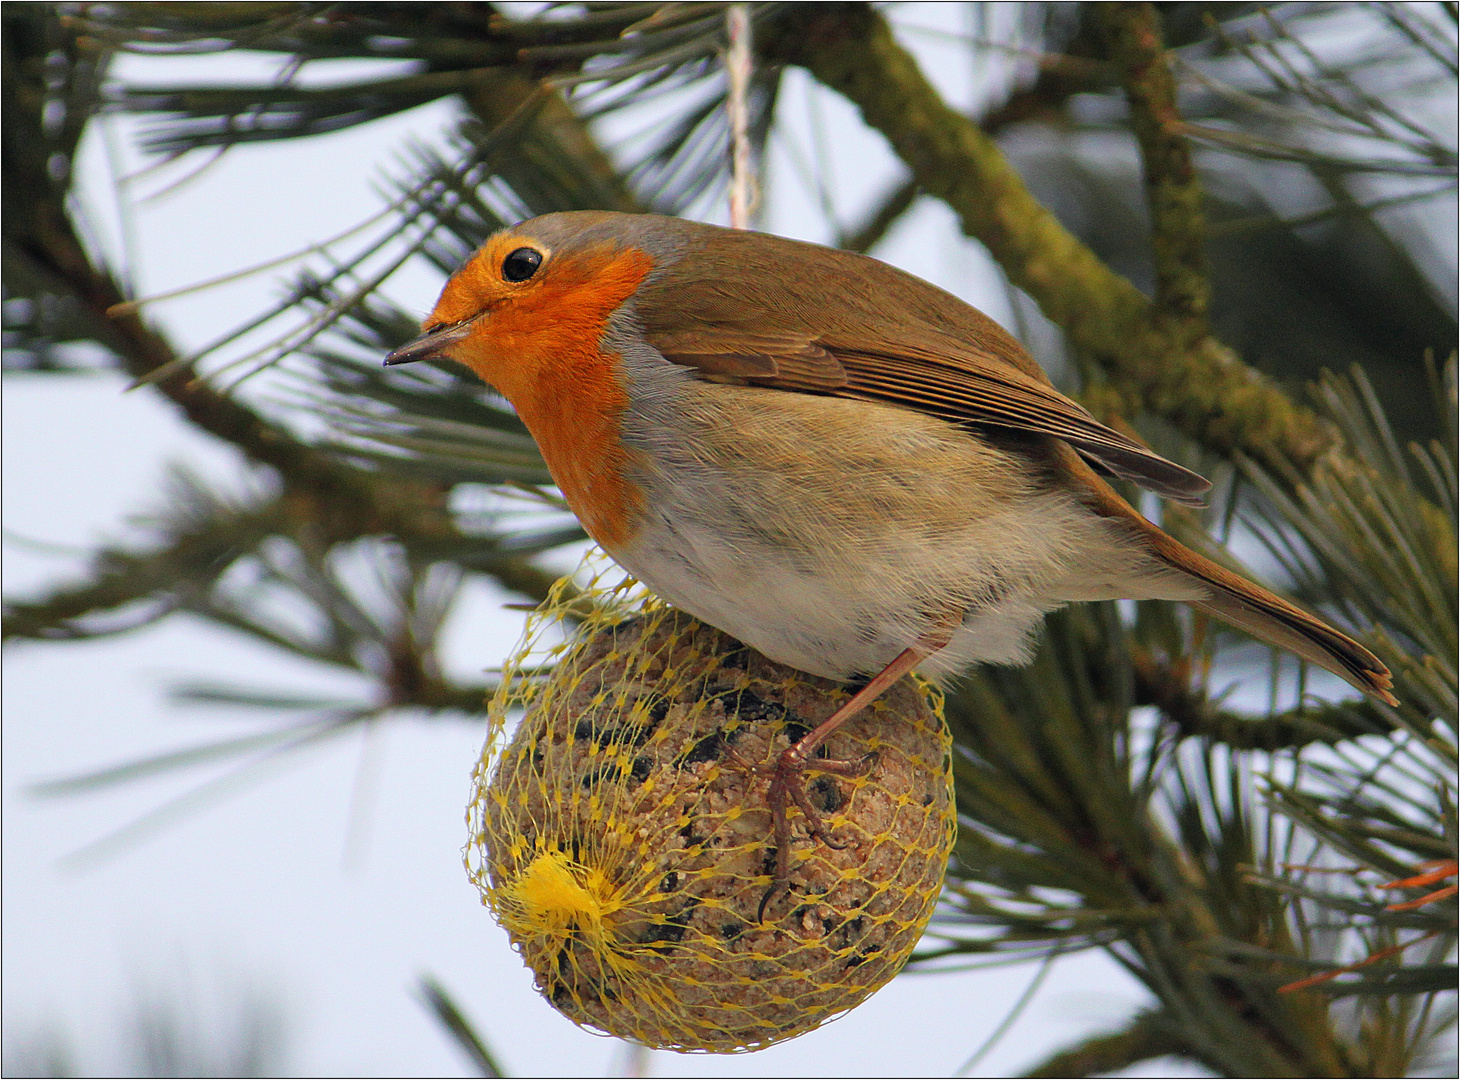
5, 4, 1406, 1075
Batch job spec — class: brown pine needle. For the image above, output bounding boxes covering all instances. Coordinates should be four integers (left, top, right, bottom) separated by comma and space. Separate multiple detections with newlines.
1279, 930, 1443, 993
1384, 884, 1458, 912
1378, 859, 1458, 891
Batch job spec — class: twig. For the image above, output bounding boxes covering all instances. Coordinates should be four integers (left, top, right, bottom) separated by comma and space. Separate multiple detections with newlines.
838, 176, 918, 252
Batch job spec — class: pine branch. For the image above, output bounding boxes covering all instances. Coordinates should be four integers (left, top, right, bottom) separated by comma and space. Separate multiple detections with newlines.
2, 490, 285, 643
761, 3, 1339, 481
457, 68, 644, 215
936, 604, 1370, 1076
11, 151, 458, 544
1020, 1010, 1187, 1078
1130, 648, 1391, 750
1, 493, 557, 648
3, 5, 636, 638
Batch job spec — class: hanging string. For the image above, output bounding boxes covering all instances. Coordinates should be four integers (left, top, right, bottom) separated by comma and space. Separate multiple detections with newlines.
725, 4, 754, 229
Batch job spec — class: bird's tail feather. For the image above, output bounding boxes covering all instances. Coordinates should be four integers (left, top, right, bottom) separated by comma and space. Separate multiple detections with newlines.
1177, 546, 1396, 705
1059, 444, 1397, 705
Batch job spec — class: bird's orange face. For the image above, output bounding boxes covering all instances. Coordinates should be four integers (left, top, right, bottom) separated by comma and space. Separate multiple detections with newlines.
418, 230, 654, 406
400, 229, 657, 549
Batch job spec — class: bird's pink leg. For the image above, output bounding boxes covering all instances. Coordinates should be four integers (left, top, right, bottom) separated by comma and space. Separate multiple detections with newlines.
757, 628, 952, 920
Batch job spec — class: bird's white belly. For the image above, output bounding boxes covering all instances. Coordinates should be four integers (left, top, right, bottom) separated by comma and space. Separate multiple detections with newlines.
611, 511, 1050, 681
610, 384, 1188, 683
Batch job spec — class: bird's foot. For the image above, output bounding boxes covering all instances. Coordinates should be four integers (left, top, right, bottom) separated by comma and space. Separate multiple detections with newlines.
733, 638, 951, 921
755, 744, 877, 922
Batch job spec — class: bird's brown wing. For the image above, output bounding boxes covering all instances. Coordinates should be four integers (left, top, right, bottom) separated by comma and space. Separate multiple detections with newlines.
645, 327, 1211, 506
628, 221, 1208, 503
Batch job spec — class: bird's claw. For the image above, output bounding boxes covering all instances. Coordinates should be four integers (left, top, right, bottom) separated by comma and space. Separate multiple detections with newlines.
754, 747, 878, 922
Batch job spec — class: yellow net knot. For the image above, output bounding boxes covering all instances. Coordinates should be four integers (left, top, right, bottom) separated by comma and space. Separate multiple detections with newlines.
498, 850, 619, 935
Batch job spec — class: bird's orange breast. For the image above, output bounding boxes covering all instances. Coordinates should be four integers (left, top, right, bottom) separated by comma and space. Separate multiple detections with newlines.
443, 243, 656, 550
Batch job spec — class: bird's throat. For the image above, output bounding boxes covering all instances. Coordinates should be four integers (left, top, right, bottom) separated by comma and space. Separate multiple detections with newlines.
518, 376, 646, 551
456, 244, 655, 550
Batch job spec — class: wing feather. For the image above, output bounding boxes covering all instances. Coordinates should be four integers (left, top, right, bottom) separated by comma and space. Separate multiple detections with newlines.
650, 333, 1210, 505
630, 225, 1210, 505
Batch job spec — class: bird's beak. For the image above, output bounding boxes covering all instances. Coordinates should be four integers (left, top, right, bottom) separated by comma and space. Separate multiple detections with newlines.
383, 322, 473, 366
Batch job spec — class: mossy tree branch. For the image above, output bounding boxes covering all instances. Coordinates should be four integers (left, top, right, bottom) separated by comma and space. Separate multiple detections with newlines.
1099, 2, 1212, 336
762, 3, 1336, 479
835, 43, 1119, 257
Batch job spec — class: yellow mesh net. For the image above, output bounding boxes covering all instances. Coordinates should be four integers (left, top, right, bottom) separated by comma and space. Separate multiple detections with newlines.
466, 553, 956, 1053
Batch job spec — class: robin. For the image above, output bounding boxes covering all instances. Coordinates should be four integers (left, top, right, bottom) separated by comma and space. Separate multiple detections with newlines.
385, 210, 1394, 904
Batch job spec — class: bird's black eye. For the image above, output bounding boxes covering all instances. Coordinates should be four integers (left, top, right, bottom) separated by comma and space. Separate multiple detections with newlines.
502, 247, 542, 282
